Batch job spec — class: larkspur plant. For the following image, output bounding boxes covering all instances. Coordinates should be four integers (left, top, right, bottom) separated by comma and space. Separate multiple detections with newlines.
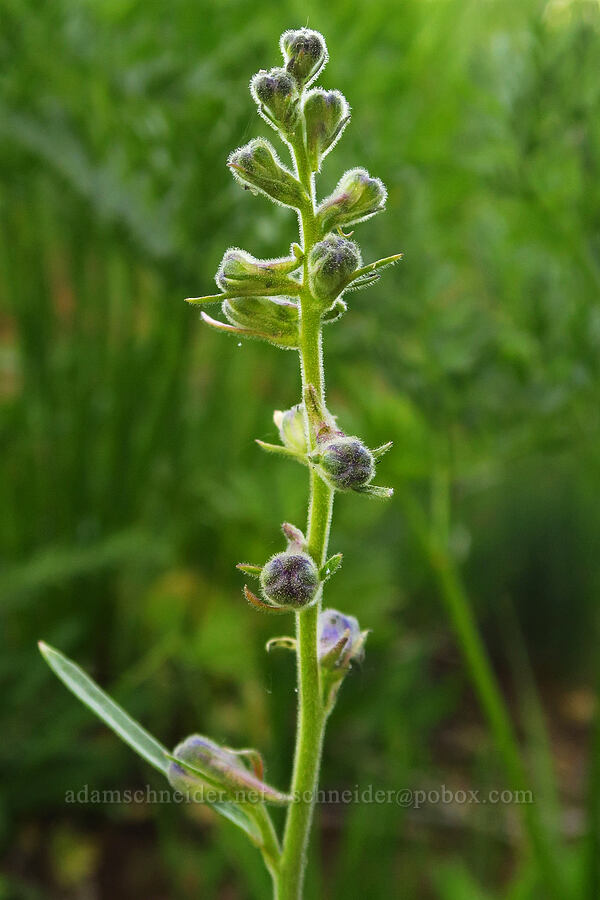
38, 28, 399, 899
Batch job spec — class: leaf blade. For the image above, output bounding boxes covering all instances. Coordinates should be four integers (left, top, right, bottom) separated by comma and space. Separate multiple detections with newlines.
38, 641, 169, 774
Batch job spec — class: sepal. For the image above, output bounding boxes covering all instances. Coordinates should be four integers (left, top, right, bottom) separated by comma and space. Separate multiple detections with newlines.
321, 298, 347, 324
319, 553, 343, 581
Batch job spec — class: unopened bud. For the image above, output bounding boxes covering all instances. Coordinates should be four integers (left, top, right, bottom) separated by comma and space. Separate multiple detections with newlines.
260, 551, 320, 609
280, 28, 328, 88
168, 735, 242, 797
216, 248, 301, 296
303, 89, 350, 171
228, 139, 306, 209
168, 735, 289, 805
251, 68, 300, 135
308, 235, 361, 302
317, 435, 374, 490
223, 296, 299, 349
273, 404, 307, 454
316, 167, 387, 233
318, 608, 366, 670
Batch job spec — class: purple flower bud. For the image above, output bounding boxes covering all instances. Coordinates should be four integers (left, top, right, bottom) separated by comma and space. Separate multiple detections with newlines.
318, 435, 374, 490
316, 167, 387, 233
308, 235, 361, 302
303, 89, 350, 171
260, 551, 320, 609
280, 28, 328, 88
318, 608, 366, 670
251, 68, 300, 135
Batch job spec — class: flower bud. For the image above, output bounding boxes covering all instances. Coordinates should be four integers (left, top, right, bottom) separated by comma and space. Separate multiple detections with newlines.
168, 735, 243, 797
318, 435, 375, 490
168, 735, 289, 805
316, 167, 387, 233
251, 68, 300, 135
260, 551, 320, 609
318, 608, 366, 670
308, 235, 361, 302
303, 89, 350, 171
222, 296, 299, 349
216, 248, 301, 296
228, 139, 306, 209
273, 404, 307, 454
280, 28, 328, 89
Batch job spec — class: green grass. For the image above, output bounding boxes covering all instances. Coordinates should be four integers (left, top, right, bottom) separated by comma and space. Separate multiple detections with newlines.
2, 0, 600, 896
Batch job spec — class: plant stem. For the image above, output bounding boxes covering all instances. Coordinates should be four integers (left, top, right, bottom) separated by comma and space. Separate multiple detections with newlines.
276, 140, 334, 900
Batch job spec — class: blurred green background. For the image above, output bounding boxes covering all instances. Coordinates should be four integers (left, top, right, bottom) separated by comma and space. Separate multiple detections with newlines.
2, 0, 600, 897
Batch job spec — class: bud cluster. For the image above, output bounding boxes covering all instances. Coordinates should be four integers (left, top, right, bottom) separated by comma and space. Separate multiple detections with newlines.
187, 26, 398, 737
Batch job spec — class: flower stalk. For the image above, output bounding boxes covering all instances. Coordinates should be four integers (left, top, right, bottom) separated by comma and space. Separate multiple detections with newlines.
37, 26, 397, 900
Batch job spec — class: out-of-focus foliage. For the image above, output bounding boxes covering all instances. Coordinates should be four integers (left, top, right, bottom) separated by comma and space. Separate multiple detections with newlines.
1, 0, 600, 897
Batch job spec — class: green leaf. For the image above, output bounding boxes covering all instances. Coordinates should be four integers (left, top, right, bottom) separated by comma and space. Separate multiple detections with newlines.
38, 641, 169, 775
38, 642, 263, 843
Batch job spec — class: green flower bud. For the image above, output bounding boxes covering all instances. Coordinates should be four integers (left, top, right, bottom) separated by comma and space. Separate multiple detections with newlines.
273, 404, 307, 454
280, 28, 328, 88
260, 551, 320, 609
216, 248, 301, 296
316, 167, 387, 233
318, 435, 375, 490
222, 296, 299, 349
303, 89, 350, 171
228, 139, 306, 209
308, 235, 361, 302
251, 68, 300, 135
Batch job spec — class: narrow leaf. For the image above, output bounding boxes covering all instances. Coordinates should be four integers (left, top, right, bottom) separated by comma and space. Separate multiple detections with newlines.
38, 643, 263, 842
38, 641, 168, 774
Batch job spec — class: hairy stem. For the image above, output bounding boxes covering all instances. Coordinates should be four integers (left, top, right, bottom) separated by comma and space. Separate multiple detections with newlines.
276, 140, 334, 900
